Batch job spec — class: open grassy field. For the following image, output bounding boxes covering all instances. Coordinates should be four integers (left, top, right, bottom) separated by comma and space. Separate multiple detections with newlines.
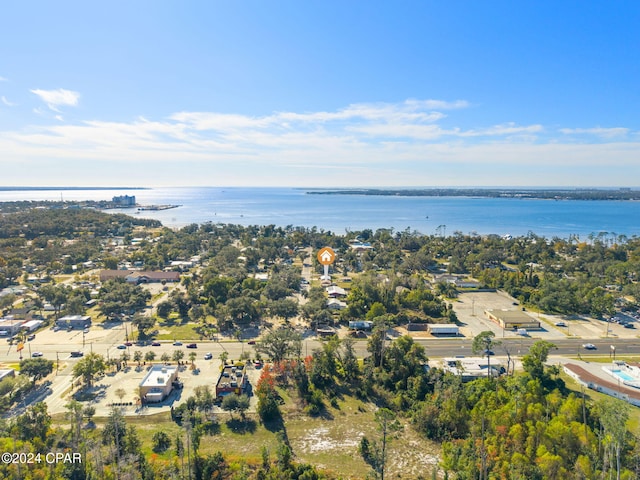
69, 390, 441, 479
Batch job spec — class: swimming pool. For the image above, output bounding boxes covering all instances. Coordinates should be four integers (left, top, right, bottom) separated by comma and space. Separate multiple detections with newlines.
610, 370, 637, 382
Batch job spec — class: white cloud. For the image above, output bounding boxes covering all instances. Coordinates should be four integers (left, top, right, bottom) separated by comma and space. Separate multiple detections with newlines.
1, 96, 16, 107
1, 98, 639, 187
0, 76, 7, 82
560, 127, 629, 138
30, 88, 80, 112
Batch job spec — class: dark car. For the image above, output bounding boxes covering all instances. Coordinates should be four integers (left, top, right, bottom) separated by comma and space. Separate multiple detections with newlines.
70, 351, 84, 357
151, 341, 161, 347
186, 343, 197, 349
247, 340, 256, 345
483, 349, 495, 356
27, 334, 36, 341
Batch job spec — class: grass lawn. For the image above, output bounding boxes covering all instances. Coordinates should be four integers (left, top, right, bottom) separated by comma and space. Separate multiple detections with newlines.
155, 323, 201, 341
72, 389, 441, 479
284, 394, 440, 479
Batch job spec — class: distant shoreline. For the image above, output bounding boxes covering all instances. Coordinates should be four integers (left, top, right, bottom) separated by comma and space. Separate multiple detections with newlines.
0, 186, 146, 191
306, 188, 640, 201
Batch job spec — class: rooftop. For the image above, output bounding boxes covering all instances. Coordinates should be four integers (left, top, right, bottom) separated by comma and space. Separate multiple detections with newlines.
140, 365, 178, 388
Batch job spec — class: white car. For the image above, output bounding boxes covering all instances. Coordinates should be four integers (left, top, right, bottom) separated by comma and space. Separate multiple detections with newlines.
31, 352, 43, 357
555, 322, 567, 327
582, 343, 597, 350
204, 352, 212, 360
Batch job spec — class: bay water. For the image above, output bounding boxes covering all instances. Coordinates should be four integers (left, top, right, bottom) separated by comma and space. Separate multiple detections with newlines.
1, 187, 638, 239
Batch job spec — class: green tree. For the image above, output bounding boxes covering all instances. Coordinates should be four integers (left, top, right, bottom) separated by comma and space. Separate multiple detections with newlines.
131, 313, 155, 338
133, 350, 143, 366
172, 349, 185, 364
144, 351, 156, 363
152, 430, 172, 453
72, 352, 106, 388
254, 327, 302, 363
14, 401, 51, 442
471, 330, 501, 378
522, 340, 556, 380
19, 357, 54, 382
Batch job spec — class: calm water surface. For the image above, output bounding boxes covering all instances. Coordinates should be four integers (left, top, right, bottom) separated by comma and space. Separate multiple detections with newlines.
1, 187, 638, 239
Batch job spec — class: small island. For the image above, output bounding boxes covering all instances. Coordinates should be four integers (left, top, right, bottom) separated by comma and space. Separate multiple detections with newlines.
307, 187, 640, 201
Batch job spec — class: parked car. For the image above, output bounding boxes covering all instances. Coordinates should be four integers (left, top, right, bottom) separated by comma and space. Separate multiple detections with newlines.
582, 343, 597, 350
31, 351, 43, 357
124, 341, 133, 346
27, 334, 36, 341
70, 351, 84, 357
204, 352, 212, 360
624, 323, 635, 329
186, 343, 197, 349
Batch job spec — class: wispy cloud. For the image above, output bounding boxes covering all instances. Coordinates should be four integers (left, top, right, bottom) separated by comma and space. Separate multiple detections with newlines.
1, 99, 639, 186
0, 76, 7, 82
30, 88, 80, 112
560, 127, 629, 138
1, 96, 16, 107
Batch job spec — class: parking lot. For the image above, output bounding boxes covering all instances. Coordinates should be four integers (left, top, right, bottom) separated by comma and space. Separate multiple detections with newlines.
453, 291, 640, 341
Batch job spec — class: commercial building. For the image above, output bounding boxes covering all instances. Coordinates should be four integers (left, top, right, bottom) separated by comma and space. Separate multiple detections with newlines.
99, 270, 180, 284
348, 320, 373, 331
0, 317, 26, 336
428, 324, 460, 336
56, 315, 92, 330
215, 364, 248, 398
442, 357, 504, 381
485, 309, 541, 330
139, 365, 179, 403
21, 320, 44, 332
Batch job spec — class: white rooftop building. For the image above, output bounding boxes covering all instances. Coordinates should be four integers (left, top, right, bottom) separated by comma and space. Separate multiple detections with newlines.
139, 365, 178, 403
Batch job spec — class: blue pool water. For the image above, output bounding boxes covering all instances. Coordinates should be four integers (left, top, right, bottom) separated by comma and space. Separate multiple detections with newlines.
611, 370, 636, 382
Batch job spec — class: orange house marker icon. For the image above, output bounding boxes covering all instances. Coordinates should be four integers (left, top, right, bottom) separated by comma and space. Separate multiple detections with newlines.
317, 247, 336, 266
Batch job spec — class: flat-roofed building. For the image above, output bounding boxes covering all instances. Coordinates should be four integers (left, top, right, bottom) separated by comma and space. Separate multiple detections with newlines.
99, 270, 180, 284
56, 315, 91, 330
0, 369, 16, 382
485, 309, 540, 330
428, 324, 460, 336
21, 320, 44, 332
442, 357, 504, 381
139, 365, 178, 403
0, 317, 26, 336
216, 364, 248, 398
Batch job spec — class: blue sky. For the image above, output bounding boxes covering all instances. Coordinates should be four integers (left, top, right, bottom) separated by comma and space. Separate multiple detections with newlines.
1, 1, 639, 187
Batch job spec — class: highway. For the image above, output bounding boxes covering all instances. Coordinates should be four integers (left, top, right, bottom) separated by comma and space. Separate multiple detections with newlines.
13, 335, 640, 366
